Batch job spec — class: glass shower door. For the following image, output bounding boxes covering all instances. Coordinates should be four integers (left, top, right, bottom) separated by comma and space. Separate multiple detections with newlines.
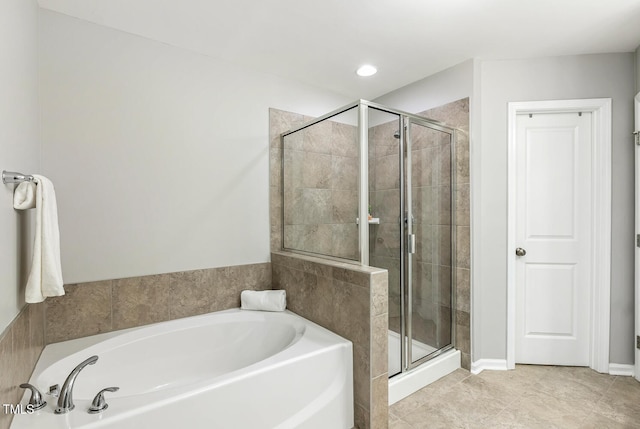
405, 117, 454, 368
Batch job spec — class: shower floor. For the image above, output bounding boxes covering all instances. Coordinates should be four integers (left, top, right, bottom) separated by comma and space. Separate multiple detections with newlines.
388, 330, 437, 375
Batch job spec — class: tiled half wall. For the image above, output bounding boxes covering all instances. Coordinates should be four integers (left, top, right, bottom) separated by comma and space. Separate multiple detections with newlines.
44, 263, 271, 343
272, 251, 388, 429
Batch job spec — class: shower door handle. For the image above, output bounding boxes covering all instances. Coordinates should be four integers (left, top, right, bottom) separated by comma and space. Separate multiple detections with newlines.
408, 234, 416, 254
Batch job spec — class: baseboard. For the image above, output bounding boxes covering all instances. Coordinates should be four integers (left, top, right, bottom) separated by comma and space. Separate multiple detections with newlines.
608, 363, 634, 376
471, 359, 508, 374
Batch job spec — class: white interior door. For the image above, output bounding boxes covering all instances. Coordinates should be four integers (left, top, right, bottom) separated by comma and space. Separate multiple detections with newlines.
515, 112, 592, 366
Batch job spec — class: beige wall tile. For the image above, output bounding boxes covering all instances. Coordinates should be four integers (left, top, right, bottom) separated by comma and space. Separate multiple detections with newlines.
0, 305, 48, 429
11, 310, 30, 399
112, 274, 171, 330
354, 402, 370, 429
169, 269, 212, 319
46, 281, 112, 343
28, 303, 45, 366
455, 226, 470, 270
371, 314, 388, 378
0, 326, 13, 429
455, 183, 470, 227
371, 374, 389, 429
371, 272, 388, 317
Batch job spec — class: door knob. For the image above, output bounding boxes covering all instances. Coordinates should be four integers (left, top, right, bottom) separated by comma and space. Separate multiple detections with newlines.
515, 247, 526, 257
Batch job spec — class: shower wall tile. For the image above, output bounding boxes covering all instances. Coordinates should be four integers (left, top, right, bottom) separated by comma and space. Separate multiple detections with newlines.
269, 147, 281, 190
331, 156, 358, 190
372, 189, 400, 223
303, 117, 333, 154
274, 108, 360, 259
455, 226, 470, 270
455, 132, 470, 185
301, 152, 332, 189
270, 185, 283, 251
270, 108, 307, 253
331, 224, 359, 260
434, 225, 452, 267
375, 155, 400, 190
270, 109, 303, 149
435, 143, 452, 187
0, 303, 45, 429
271, 251, 388, 429
331, 189, 358, 224
455, 183, 470, 226
455, 268, 471, 313
44, 263, 272, 344
332, 122, 358, 158
371, 121, 400, 157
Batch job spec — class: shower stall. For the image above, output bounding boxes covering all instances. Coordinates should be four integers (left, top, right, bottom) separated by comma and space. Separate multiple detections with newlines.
281, 100, 458, 396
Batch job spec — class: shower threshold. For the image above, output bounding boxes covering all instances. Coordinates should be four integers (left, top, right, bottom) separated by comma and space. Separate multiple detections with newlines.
388, 330, 460, 405
388, 330, 437, 375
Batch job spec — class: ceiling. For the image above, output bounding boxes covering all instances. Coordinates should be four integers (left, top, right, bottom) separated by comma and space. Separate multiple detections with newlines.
38, 0, 640, 99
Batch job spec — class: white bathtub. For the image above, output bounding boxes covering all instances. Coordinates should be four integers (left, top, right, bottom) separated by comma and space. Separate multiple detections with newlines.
12, 309, 353, 429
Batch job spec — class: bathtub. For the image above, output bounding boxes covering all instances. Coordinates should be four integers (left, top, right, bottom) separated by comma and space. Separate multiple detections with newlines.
11, 309, 353, 429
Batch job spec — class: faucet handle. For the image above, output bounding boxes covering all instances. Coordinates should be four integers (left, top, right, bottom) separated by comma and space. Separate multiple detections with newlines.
88, 387, 119, 414
48, 384, 59, 397
19, 383, 47, 411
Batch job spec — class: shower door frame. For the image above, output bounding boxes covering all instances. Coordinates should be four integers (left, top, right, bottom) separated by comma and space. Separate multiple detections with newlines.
402, 114, 457, 372
280, 100, 458, 374
364, 101, 458, 374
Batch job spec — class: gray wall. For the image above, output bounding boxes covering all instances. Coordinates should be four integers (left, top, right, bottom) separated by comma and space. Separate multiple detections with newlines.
0, 0, 39, 333
374, 60, 474, 113
374, 54, 636, 366
475, 54, 636, 365
636, 46, 640, 92
39, 10, 351, 284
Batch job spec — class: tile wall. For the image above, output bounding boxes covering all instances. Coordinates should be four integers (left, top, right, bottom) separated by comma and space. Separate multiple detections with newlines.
271, 251, 388, 429
281, 112, 360, 260
0, 303, 45, 429
45, 263, 272, 343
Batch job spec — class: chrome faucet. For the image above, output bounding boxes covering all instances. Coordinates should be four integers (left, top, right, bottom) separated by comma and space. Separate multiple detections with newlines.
54, 355, 98, 414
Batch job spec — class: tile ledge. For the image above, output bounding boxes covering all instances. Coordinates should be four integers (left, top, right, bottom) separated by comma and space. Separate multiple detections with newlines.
271, 250, 387, 275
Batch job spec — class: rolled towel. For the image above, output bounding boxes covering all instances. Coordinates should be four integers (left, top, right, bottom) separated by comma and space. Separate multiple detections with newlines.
241, 290, 286, 312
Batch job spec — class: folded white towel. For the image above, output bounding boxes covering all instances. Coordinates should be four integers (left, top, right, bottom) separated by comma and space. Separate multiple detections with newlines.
13, 175, 64, 303
241, 290, 286, 312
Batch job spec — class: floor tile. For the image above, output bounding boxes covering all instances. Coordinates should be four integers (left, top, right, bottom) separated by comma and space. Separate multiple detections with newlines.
390, 365, 640, 429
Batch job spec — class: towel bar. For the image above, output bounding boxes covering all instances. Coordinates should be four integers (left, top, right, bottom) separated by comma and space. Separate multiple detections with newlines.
2, 170, 35, 184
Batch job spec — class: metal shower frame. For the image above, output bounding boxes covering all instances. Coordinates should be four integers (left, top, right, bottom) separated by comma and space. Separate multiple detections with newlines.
280, 99, 458, 374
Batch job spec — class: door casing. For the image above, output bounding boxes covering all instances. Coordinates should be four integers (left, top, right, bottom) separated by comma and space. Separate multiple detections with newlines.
506, 98, 612, 373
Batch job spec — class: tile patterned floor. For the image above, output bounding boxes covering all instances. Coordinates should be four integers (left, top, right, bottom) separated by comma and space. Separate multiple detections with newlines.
389, 365, 640, 428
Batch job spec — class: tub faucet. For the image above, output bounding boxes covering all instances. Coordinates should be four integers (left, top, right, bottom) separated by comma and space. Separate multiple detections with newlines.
54, 355, 99, 414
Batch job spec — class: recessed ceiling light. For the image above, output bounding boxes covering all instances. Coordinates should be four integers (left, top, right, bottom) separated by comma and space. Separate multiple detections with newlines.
356, 64, 377, 77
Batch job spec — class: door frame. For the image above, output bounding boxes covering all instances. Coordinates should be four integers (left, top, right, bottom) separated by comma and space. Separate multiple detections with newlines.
506, 98, 612, 373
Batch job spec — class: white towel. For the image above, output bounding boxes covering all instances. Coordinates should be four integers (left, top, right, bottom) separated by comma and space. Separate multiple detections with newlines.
13, 175, 64, 303
241, 290, 286, 312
